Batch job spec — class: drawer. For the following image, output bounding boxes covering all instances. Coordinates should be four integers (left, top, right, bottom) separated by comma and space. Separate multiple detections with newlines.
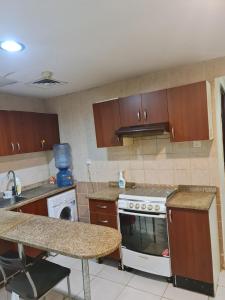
90, 212, 117, 229
89, 199, 117, 215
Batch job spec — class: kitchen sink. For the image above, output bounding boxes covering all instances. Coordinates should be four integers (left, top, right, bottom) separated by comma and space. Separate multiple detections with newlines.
13, 195, 27, 202
0, 195, 27, 208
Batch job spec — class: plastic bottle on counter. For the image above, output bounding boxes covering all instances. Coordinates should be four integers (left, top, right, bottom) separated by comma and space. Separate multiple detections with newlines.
118, 171, 126, 189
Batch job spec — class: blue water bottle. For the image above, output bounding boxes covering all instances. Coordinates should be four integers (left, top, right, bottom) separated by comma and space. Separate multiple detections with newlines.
53, 143, 74, 187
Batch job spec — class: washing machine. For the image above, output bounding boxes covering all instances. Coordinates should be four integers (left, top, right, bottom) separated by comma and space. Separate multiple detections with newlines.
47, 189, 78, 221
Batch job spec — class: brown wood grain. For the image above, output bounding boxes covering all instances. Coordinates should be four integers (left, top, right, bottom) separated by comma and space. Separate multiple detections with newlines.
167, 81, 209, 142
141, 90, 168, 124
93, 100, 122, 148
0, 111, 60, 156
89, 199, 117, 215
168, 207, 213, 283
119, 95, 142, 127
0, 111, 12, 155
89, 199, 120, 260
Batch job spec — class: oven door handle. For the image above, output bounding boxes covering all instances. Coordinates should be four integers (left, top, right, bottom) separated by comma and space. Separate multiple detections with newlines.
118, 209, 166, 219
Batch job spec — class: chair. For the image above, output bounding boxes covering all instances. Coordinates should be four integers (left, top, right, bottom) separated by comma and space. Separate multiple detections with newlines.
0, 251, 34, 286
0, 252, 72, 300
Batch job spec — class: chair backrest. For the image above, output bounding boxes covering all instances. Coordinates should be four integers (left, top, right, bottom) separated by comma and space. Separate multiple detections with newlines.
0, 256, 25, 272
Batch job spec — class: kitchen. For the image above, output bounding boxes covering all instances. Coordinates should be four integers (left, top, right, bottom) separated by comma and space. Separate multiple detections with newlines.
1, 1, 225, 300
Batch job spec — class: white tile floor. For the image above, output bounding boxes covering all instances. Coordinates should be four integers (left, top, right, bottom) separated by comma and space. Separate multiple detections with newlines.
1, 254, 225, 300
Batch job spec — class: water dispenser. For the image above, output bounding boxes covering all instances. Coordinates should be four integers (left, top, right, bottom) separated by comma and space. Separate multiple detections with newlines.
53, 143, 74, 187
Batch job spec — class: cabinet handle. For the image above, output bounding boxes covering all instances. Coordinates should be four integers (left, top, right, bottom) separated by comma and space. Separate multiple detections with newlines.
11, 143, 15, 153
171, 127, 175, 139
96, 205, 108, 209
99, 220, 109, 224
137, 111, 141, 121
143, 110, 147, 120
17, 143, 21, 152
41, 139, 46, 149
169, 209, 172, 223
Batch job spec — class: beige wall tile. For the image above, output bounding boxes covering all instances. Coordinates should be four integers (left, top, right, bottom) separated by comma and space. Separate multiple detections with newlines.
191, 170, 210, 185
144, 170, 159, 185
174, 170, 192, 185
78, 205, 90, 219
140, 139, 157, 155
158, 170, 174, 185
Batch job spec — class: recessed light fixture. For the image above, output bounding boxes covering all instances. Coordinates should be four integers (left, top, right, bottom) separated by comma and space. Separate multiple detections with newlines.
0, 40, 25, 52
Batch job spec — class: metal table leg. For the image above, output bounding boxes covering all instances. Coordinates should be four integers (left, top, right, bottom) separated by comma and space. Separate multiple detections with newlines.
81, 259, 91, 300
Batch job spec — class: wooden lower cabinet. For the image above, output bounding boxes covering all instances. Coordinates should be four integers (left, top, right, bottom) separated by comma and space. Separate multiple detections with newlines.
6, 198, 49, 257
89, 199, 120, 261
167, 198, 220, 296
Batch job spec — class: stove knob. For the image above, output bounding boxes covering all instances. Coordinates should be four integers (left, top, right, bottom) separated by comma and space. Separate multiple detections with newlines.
155, 205, 160, 211
135, 203, 140, 209
129, 203, 134, 209
141, 204, 146, 210
147, 204, 153, 210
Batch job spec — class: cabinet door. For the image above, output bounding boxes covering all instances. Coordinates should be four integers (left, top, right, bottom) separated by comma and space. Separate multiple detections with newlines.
18, 198, 48, 216
141, 90, 168, 124
119, 95, 142, 127
168, 208, 213, 283
0, 111, 12, 155
93, 100, 122, 147
11, 111, 41, 154
168, 81, 210, 142
37, 113, 60, 151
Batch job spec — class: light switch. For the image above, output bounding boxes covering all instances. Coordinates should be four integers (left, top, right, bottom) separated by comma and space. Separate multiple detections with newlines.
193, 141, 202, 148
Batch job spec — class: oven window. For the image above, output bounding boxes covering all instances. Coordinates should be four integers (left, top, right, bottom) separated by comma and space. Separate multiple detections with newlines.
119, 212, 168, 256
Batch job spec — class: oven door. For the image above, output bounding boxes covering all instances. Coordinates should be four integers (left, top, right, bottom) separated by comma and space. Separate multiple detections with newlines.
119, 209, 169, 257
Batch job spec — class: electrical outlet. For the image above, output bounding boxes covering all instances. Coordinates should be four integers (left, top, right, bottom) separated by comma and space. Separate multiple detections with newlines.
86, 159, 92, 166
193, 141, 202, 148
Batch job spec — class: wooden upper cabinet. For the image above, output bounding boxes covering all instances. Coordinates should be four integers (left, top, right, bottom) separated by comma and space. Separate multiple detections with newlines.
0, 111, 60, 156
141, 90, 168, 124
168, 207, 213, 283
37, 113, 60, 151
119, 95, 142, 127
9, 111, 38, 154
168, 81, 213, 142
0, 111, 12, 155
93, 100, 122, 148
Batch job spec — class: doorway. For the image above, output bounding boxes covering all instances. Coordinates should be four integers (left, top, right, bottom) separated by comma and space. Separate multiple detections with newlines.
221, 87, 225, 165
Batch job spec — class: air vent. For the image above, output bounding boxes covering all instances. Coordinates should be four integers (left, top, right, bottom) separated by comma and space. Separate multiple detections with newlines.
0, 73, 17, 87
29, 71, 67, 88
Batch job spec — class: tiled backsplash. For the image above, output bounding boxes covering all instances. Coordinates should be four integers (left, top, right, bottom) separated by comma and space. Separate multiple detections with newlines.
88, 135, 218, 187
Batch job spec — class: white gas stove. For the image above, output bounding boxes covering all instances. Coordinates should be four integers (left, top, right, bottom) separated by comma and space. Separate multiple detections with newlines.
118, 187, 176, 213
118, 187, 177, 278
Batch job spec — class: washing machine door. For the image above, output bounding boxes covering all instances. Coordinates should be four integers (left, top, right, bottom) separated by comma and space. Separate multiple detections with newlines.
59, 206, 73, 221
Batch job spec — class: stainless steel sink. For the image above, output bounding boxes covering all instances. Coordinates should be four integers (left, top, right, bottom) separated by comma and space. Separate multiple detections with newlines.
0, 195, 27, 208
13, 195, 27, 202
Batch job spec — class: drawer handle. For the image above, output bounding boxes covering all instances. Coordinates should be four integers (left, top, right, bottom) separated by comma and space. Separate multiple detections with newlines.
99, 220, 109, 224
96, 205, 108, 209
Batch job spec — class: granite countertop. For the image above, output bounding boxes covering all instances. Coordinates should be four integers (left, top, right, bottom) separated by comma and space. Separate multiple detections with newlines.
88, 182, 136, 201
166, 191, 216, 211
0, 212, 121, 259
0, 210, 33, 234
88, 187, 130, 201
0, 183, 76, 210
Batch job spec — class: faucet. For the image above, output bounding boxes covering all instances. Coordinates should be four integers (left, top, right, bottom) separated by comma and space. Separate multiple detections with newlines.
7, 170, 18, 196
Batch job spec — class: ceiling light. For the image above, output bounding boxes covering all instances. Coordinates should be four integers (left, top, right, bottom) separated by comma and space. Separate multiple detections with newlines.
0, 40, 25, 52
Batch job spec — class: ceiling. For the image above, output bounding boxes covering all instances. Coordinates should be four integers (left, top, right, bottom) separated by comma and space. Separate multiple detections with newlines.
1, 0, 225, 98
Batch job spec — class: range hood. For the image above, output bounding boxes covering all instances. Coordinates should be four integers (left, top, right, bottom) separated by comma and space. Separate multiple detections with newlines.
115, 122, 169, 137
